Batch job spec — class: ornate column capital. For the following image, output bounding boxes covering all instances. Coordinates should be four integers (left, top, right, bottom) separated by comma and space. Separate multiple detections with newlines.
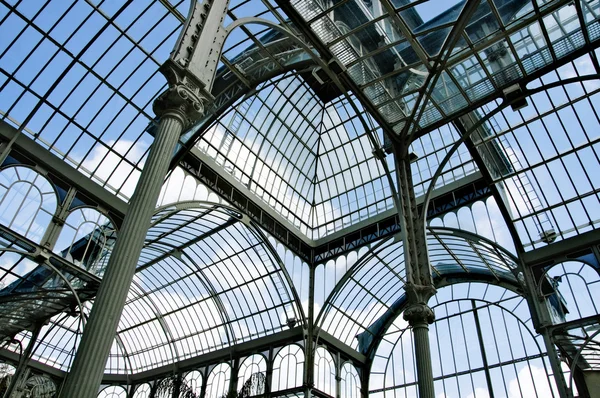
153, 59, 211, 127
403, 283, 436, 326
403, 303, 435, 326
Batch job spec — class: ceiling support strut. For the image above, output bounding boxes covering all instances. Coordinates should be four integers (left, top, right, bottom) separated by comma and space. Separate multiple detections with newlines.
394, 142, 436, 398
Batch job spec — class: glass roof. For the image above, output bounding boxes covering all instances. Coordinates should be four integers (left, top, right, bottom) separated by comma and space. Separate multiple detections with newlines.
196, 72, 396, 239
0, 0, 304, 201
13, 202, 302, 374
1, 0, 600, 392
470, 53, 600, 250
3, 0, 597, 244
370, 282, 543, 398
291, 0, 600, 134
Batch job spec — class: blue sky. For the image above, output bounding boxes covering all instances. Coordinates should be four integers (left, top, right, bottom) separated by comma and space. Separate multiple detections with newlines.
0, 0, 599, 395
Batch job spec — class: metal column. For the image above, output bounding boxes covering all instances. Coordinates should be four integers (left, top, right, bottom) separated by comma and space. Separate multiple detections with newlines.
305, 264, 316, 398
394, 144, 436, 398
521, 261, 573, 398
58, 103, 195, 398
58, 0, 233, 394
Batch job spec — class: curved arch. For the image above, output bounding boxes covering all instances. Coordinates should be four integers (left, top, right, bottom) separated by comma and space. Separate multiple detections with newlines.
272, 343, 305, 392
132, 383, 152, 398
100, 200, 307, 374
539, 260, 600, 318
55, 205, 117, 277
0, 164, 58, 244
237, 353, 267, 396
314, 226, 523, 356
569, 328, 600, 390
178, 249, 236, 347
314, 345, 336, 396
128, 279, 181, 373
66, 204, 120, 232
432, 226, 519, 263
97, 385, 127, 398
206, 362, 231, 398
139, 204, 238, 353
176, 20, 399, 223
369, 283, 552, 398
129, 210, 236, 368
183, 369, 203, 396
152, 200, 306, 328
316, 225, 520, 324
24, 374, 56, 397
340, 361, 361, 398
174, 17, 323, 164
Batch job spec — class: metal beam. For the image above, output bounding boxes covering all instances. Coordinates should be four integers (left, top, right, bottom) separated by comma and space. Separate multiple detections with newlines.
314, 170, 485, 245
0, 347, 66, 380
274, 0, 400, 142
316, 328, 367, 365
99, 327, 366, 384
185, 143, 492, 264
547, 314, 600, 335
181, 147, 314, 262
522, 228, 600, 268
410, 34, 600, 141
0, 223, 101, 285
402, 0, 481, 137
313, 172, 490, 263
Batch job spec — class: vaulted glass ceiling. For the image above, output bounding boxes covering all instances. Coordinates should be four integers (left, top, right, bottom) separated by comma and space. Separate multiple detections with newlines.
0, 0, 309, 200
1, 0, 600, 392
317, 227, 520, 350
196, 72, 396, 239
3, 0, 598, 241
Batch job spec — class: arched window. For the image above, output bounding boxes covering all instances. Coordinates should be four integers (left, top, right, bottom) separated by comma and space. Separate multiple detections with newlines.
54, 206, 116, 276
206, 362, 231, 398
132, 383, 151, 398
370, 283, 556, 398
272, 344, 304, 391
543, 261, 600, 323
314, 346, 336, 396
543, 260, 600, 388
97, 385, 127, 398
340, 362, 361, 398
0, 166, 57, 243
238, 354, 267, 396
184, 370, 203, 396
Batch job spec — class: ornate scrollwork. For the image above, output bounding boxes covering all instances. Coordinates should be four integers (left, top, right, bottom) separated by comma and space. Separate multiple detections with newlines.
153, 84, 205, 126
403, 303, 435, 326
153, 59, 209, 126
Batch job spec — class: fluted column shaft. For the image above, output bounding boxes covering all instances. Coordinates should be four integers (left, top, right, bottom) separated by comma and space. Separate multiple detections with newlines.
59, 111, 185, 398
413, 324, 435, 398
404, 304, 436, 398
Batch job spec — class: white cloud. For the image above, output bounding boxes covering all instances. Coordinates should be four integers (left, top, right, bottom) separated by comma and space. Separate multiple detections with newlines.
81, 139, 150, 200
467, 387, 490, 398
508, 365, 553, 398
